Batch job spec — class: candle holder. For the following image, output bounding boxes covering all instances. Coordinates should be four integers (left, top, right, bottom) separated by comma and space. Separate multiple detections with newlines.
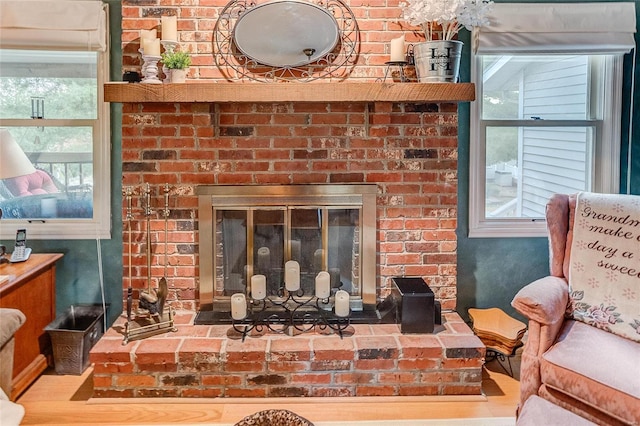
141, 55, 162, 84
229, 287, 353, 341
377, 44, 417, 83
378, 61, 409, 83
138, 48, 148, 82
161, 40, 179, 83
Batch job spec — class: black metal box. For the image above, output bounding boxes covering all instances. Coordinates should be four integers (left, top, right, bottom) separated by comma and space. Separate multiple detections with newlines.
45, 305, 105, 375
392, 277, 435, 334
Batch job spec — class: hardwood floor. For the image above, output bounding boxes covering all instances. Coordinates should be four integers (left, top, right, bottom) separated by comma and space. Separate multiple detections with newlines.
16, 358, 520, 425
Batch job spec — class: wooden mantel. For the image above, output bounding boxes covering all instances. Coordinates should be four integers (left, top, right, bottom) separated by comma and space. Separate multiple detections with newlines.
104, 82, 475, 103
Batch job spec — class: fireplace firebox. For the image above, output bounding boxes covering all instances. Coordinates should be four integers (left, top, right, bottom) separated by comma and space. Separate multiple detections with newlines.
195, 185, 378, 324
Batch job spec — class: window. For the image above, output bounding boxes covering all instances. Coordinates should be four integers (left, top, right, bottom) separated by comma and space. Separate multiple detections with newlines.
469, 3, 635, 237
0, 1, 110, 240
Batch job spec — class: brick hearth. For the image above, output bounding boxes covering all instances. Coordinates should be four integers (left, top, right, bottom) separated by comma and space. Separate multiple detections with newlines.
90, 311, 484, 398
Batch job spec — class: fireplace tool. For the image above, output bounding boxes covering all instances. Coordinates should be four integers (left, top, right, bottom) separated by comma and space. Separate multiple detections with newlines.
123, 186, 134, 323
139, 183, 157, 313
123, 183, 176, 345
157, 184, 170, 316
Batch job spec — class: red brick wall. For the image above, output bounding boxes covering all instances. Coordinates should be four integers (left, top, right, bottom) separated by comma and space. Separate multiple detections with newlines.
121, 101, 458, 311
121, 0, 417, 81
119, 1, 458, 312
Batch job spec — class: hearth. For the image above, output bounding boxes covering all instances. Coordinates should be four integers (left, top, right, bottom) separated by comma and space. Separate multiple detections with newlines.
195, 184, 378, 325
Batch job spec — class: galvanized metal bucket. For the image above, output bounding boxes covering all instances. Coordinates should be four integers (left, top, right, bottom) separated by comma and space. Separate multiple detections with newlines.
413, 40, 463, 83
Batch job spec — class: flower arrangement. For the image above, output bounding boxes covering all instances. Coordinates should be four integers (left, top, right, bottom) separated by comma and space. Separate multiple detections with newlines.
399, 0, 494, 41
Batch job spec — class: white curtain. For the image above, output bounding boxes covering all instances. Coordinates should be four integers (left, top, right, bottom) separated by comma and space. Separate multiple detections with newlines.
0, 0, 107, 51
476, 2, 636, 54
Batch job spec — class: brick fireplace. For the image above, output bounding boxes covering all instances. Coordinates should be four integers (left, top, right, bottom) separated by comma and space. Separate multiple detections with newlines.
89, 0, 485, 399
119, 100, 460, 312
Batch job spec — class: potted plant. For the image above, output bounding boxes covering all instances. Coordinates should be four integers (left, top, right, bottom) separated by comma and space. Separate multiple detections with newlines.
399, 0, 493, 82
161, 50, 192, 83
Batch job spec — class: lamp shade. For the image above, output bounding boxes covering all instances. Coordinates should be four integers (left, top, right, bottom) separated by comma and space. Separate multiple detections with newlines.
0, 128, 36, 179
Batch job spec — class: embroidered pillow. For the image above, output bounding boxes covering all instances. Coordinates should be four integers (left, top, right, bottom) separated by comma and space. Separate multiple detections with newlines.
569, 192, 640, 342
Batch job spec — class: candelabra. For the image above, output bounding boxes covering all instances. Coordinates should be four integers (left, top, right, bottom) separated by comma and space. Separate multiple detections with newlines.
229, 273, 353, 341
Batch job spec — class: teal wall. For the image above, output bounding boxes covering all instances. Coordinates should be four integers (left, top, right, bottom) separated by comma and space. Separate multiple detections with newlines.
455, 0, 640, 322
3, 0, 637, 326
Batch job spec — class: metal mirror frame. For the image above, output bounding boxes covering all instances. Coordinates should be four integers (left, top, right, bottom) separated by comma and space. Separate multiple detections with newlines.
214, 0, 360, 82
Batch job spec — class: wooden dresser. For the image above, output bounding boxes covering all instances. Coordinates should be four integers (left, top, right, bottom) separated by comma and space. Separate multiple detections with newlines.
0, 253, 63, 399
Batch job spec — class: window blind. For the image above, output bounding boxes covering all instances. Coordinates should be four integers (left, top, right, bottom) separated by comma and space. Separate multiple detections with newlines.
0, 0, 107, 51
476, 2, 636, 54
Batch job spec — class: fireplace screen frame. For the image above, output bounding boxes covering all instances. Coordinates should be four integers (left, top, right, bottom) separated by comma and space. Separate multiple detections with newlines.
197, 184, 377, 313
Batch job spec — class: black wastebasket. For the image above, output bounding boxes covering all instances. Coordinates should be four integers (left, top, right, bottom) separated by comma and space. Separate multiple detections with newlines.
45, 305, 105, 375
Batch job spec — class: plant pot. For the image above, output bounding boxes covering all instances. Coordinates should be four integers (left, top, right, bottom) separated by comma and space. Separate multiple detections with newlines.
170, 69, 187, 83
413, 40, 463, 83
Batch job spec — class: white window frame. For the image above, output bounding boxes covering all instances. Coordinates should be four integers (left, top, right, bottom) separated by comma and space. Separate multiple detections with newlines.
0, 2, 111, 240
470, 54, 623, 238
468, 2, 634, 238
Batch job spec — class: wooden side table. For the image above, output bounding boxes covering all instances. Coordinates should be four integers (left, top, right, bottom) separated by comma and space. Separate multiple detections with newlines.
468, 307, 527, 376
0, 253, 63, 399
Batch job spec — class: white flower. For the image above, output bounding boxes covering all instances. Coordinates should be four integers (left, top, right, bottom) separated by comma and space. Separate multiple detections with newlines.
456, 0, 493, 30
399, 0, 493, 40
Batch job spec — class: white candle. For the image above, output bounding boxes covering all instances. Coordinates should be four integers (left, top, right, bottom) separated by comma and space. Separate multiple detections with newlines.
334, 290, 350, 317
290, 240, 301, 262
144, 38, 161, 56
230, 293, 247, 320
141, 37, 150, 53
140, 29, 157, 41
257, 246, 270, 272
389, 35, 405, 62
284, 260, 300, 292
329, 267, 340, 288
315, 271, 330, 299
161, 15, 178, 41
314, 249, 324, 272
251, 274, 266, 300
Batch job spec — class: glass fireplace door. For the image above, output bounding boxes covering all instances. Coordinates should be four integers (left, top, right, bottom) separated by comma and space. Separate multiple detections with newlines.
198, 184, 377, 316
216, 206, 362, 302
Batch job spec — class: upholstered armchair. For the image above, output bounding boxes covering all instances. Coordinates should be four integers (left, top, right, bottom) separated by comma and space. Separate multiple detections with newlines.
512, 193, 640, 425
0, 308, 26, 398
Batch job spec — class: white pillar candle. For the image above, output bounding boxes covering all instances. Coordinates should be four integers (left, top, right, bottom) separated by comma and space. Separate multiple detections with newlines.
141, 38, 150, 53
313, 249, 324, 272
315, 271, 330, 299
161, 15, 178, 41
140, 29, 157, 41
257, 246, 270, 272
145, 38, 161, 56
290, 240, 301, 262
334, 290, 350, 317
389, 35, 405, 62
284, 260, 300, 292
251, 274, 267, 300
230, 293, 247, 320
329, 267, 340, 288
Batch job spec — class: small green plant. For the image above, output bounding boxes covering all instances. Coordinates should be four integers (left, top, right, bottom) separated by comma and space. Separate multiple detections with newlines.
161, 50, 192, 70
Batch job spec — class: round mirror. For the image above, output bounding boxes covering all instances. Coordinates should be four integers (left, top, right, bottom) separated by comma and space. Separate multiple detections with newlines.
232, 0, 340, 68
